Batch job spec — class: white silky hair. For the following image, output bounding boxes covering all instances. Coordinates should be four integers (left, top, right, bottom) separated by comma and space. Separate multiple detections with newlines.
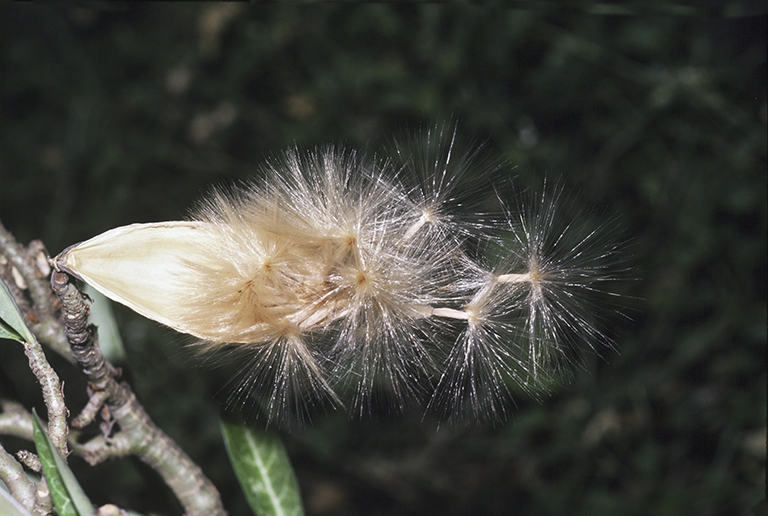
56, 126, 627, 427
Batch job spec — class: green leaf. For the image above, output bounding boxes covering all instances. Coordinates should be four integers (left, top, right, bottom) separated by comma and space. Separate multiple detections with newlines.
0, 278, 35, 343
31, 410, 95, 516
0, 320, 22, 342
0, 488, 35, 516
221, 420, 305, 516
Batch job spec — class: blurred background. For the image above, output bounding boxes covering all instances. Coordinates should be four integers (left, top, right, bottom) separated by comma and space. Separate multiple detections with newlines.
1, 3, 765, 516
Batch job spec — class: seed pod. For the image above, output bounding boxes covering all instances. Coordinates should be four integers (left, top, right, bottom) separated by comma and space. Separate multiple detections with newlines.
53, 134, 628, 427
55, 222, 219, 340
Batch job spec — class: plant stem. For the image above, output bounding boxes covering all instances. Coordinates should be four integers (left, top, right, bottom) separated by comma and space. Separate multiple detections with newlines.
22, 337, 69, 459
0, 442, 36, 512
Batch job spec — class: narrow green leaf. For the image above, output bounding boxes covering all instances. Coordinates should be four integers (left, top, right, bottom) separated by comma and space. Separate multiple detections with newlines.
31, 411, 76, 516
31, 410, 95, 516
0, 320, 22, 342
0, 278, 35, 343
0, 487, 35, 516
221, 420, 304, 516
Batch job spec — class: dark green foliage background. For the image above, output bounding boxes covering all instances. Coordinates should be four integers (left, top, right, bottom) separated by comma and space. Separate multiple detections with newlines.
1, 3, 765, 516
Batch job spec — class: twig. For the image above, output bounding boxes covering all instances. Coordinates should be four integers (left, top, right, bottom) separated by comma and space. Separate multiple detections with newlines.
50, 270, 226, 516
0, 221, 73, 363
0, 227, 71, 458
0, 400, 34, 440
33, 475, 52, 516
22, 337, 69, 459
15, 450, 41, 472
0, 442, 36, 513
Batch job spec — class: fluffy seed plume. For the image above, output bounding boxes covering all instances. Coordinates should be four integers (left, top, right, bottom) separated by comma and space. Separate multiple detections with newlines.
54, 128, 627, 426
